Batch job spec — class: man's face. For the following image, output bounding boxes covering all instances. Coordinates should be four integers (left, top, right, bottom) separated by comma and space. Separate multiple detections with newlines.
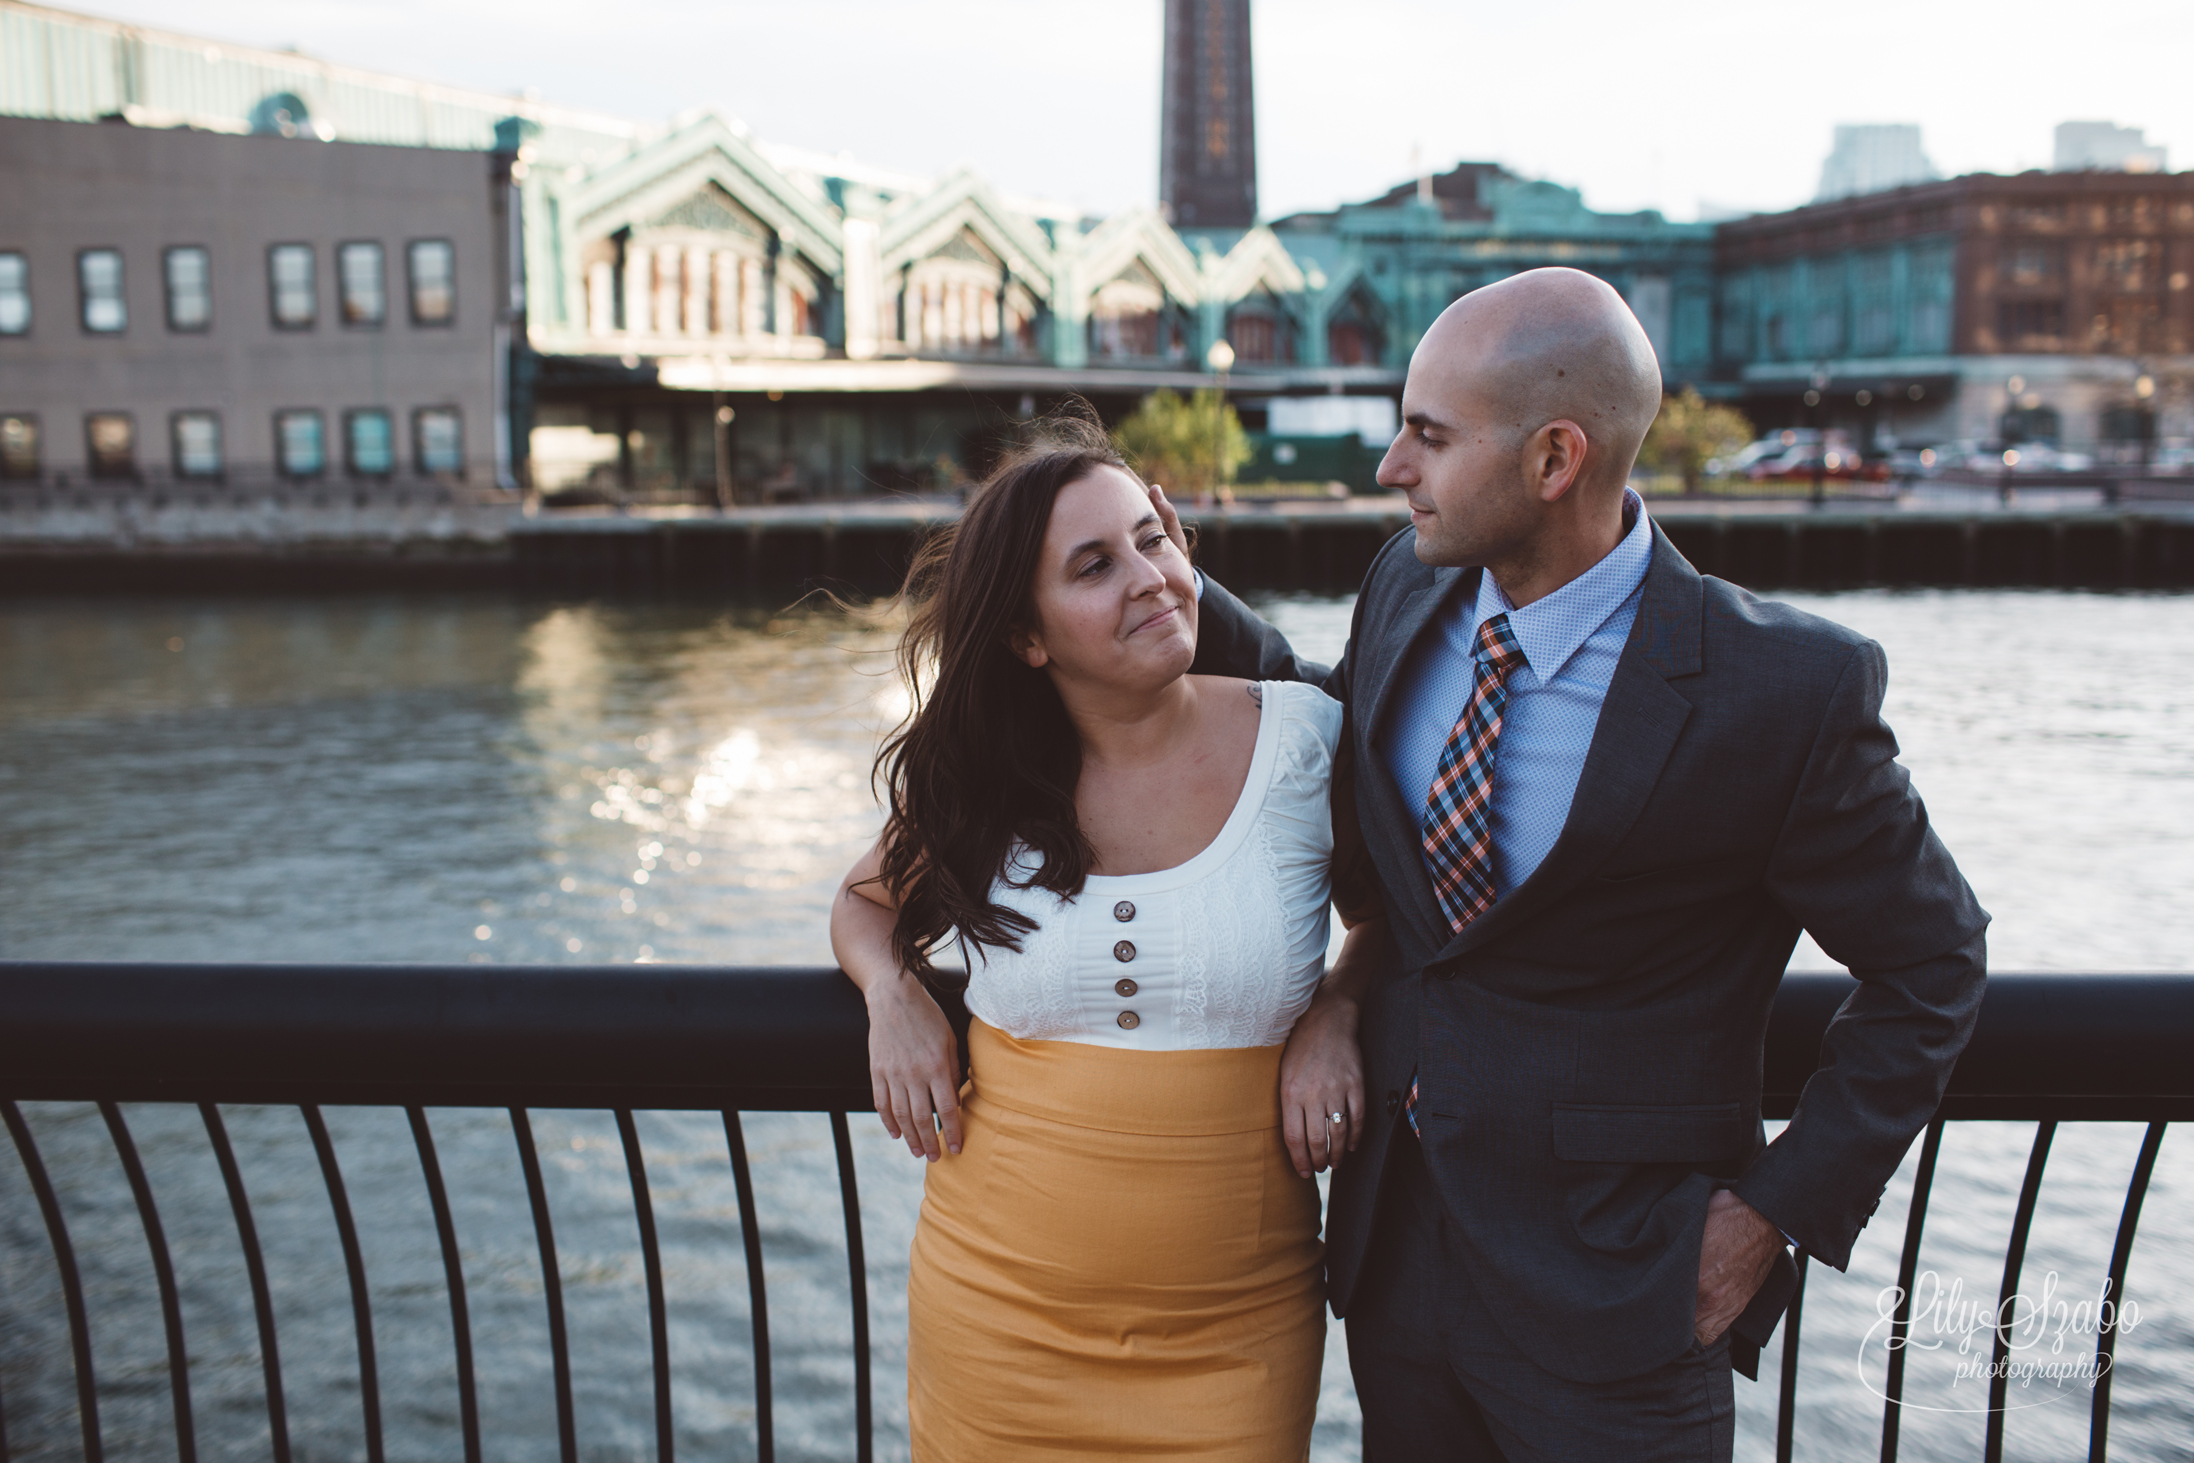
1375, 334, 1536, 569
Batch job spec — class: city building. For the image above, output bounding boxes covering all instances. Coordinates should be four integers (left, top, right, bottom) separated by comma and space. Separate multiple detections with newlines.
0, 113, 508, 500
1160, 0, 1257, 230
1815, 124, 1938, 203
19, 0, 2174, 521
2055, 122, 2169, 175
1714, 168, 2194, 453
1268, 163, 1719, 383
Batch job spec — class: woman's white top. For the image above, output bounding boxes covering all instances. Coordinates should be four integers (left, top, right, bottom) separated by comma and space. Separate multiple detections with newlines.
965, 679, 1343, 1051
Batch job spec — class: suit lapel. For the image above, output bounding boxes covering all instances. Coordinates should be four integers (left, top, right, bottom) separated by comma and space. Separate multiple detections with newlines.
1355, 562, 1474, 952
1430, 525, 1706, 964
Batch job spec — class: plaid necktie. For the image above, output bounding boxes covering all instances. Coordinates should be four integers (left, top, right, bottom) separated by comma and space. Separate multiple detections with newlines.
1406, 611, 1527, 1139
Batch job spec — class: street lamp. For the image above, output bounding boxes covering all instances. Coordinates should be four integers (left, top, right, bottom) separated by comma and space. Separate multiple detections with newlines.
1206, 338, 1235, 505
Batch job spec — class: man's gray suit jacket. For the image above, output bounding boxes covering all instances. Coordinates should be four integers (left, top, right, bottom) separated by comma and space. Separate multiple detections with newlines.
1192, 523, 1989, 1385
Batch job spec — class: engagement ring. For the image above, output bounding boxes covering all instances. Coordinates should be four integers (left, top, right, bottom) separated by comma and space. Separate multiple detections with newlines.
1329, 1111, 1344, 1124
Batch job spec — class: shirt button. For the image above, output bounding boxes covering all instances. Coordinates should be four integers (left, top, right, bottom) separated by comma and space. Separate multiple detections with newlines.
1113, 940, 1136, 962
1117, 1010, 1140, 1030
1113, 900, 1136, 922
1115, 977, 1138, 997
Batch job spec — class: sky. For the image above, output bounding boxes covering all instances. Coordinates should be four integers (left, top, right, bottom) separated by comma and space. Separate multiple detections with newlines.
78, 0, 2194, 222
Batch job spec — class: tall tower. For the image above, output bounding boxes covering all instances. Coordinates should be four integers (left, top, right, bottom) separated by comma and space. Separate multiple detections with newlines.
1160, 0, 1257, 229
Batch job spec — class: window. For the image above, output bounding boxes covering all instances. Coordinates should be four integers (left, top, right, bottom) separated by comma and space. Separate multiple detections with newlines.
268, 244, 316, 329
0, 253, 27, 335
407, 240, 455, 324
164, 247, 212, 331
0, 414, 38, 478
85, 412, 136, 478
2093, 239, 2154, 292
1998, 300, 2064, 343
79, 249, 126, 333
171, 412, 222, 477
413, 407, 463, 475
1230, 313, 1278, 363
274, 409, 325, 477
346, 409, 394, 476
338, 242, 385, 326
2000, 244, 2061, 289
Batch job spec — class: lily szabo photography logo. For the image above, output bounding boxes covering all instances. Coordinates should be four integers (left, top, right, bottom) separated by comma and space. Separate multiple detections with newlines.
1858, 1270, 2145, 1412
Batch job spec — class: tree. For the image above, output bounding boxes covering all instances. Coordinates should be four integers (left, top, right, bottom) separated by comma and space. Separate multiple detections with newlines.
1637, 387, 1754, 494
1111, 389, 1252, 501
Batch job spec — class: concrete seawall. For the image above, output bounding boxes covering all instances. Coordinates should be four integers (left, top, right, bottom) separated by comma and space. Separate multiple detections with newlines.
503, 494, 2194, 596
7, 488, 2194, 594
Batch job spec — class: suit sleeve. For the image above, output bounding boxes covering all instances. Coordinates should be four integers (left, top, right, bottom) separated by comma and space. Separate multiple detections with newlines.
1736, 638, 1989, 1271
1189, 572, 1335, 688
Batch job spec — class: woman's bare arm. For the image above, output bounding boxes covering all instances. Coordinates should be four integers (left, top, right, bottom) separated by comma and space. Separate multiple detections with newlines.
831, 839, 964, 1161
1278, 916, 1392, 1178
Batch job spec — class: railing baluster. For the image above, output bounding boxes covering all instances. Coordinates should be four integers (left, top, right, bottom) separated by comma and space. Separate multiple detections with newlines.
616, 1109, 675, 1463
1, 1102, 102, 1463
406, 1106, 481, 1463
1879, 1117, 1943, 1463
302, 1106, 383, 1463
1985, 1120, 2056, 1463
1773, 1251, 1808, 1463
723, 1111, 774, 1463
200, 1102, 290, 1463
2089, 1121, 2166, 1463
830, 1112, 872, 1463
98, 1102, 196, 1463
510, 1109, 578, 1463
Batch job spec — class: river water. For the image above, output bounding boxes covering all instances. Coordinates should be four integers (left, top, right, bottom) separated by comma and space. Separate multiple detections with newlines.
2, 587, 2191, 1463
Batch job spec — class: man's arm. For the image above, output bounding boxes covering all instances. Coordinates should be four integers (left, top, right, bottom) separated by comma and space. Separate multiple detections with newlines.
1191, 570, 1333, 686
1738, 638, 1990, 1270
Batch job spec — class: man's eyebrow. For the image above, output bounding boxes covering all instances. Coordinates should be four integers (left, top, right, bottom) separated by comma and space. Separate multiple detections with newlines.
1404, 409, 1457, 432
1062, 513, 1160, 565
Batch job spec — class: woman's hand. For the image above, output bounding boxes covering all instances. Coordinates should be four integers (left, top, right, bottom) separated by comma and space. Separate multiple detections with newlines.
1280, 990, 1364, 1178
865, 974, 964, 1162
1278, 916, 1391, 1178
831, 837, 963, 1161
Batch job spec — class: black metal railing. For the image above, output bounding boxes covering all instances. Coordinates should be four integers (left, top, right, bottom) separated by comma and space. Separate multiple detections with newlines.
2, 964, 2189, 1463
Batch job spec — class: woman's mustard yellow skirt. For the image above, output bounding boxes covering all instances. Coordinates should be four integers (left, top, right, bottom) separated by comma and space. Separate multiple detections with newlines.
906, 1018, 1324, 1461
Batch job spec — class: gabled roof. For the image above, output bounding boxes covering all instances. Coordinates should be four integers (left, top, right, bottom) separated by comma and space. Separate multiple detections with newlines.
1207, 227, 1308, 305
878, 167, 1058, 298
566, 112, 844, 274
1066, 208, 1203, 304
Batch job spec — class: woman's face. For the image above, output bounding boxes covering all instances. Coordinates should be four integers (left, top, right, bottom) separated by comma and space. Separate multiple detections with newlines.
1015, 465, 1198, 694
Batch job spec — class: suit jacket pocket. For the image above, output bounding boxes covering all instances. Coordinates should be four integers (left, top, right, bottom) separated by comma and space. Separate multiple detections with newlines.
1550, 1101, 1747, 1165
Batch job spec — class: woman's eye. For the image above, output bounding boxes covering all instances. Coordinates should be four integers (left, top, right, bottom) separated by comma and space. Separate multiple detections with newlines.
1140, 533, 1166, 552
1078, 556, 1108, 577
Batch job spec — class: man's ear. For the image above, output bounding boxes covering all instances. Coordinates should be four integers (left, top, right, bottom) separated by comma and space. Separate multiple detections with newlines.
1533, 419, 1590, 503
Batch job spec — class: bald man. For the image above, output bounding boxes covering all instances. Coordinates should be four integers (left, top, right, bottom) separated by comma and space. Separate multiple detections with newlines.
1167, 268, 1987, 1460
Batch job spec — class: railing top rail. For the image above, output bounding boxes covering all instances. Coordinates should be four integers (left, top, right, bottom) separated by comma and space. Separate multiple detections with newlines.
3, 964, 2191, 1118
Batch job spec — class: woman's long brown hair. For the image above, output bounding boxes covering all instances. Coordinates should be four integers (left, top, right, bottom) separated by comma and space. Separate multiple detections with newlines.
873, 415, 1140, 984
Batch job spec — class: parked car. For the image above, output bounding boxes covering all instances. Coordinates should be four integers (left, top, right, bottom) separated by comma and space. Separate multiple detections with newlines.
1716, 434, 1814, 477
1746, 446, 1889, 483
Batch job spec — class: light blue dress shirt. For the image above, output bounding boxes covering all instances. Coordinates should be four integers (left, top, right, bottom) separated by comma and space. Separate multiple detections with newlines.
1381, 490, 1653, 899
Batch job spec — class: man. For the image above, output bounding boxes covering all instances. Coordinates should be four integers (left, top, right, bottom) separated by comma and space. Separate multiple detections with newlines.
1166, 267, 1987, 1460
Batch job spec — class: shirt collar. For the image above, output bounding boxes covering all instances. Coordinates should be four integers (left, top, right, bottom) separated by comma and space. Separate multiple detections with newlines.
1472, 488, 1653, 682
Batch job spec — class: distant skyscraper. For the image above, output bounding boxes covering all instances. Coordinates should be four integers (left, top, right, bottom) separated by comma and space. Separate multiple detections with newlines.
2054, 121, 2169, 173
1814, 124, 1938, 202
1160, 0, 1257, 229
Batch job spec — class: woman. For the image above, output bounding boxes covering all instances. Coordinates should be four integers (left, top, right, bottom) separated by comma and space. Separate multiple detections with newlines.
831, 419, 1381, 1461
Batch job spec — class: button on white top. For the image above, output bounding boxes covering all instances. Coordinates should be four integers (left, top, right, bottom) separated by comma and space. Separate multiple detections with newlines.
964, 681, 1341, 1051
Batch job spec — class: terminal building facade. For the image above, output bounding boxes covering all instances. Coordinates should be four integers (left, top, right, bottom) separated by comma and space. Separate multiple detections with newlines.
0, 0, 2186, 512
